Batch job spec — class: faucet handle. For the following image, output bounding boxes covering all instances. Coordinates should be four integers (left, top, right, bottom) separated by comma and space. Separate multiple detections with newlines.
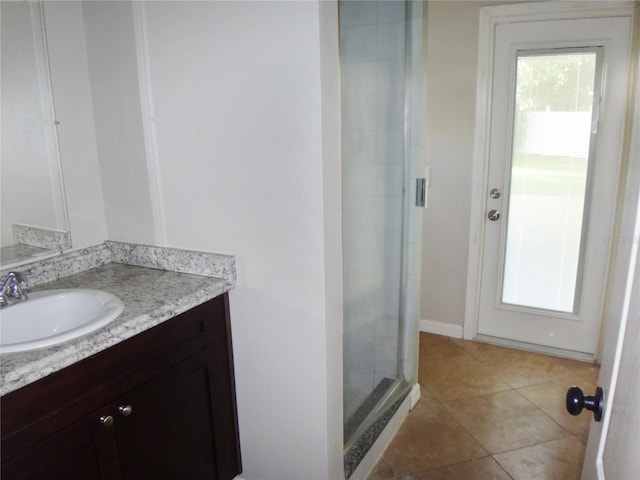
11, 271, 27, 285
1, 271, 29, 300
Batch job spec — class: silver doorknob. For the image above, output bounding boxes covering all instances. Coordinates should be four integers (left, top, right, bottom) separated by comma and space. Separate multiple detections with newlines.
99, 415, 114, 427
489, 188, 502, 199
118, 405, 133, 417
488, 210, 500, 221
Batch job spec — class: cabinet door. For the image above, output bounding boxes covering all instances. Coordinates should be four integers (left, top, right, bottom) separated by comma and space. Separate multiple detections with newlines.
114, 350, 220, 480
1, 408, 121, 480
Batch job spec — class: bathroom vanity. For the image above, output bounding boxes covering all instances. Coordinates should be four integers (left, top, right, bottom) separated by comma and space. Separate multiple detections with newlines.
0, 243, 241, 480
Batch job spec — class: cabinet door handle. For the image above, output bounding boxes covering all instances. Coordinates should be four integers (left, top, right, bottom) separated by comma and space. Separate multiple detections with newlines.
99, 415, 114, 426
118, 405, 133, 417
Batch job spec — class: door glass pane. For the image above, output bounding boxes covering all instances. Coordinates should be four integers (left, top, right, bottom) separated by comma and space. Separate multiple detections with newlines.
502, 50, 599, 313
340, 0, 406, 444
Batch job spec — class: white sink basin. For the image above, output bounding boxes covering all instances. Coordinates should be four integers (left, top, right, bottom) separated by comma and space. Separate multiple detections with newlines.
0, 289, 124, 353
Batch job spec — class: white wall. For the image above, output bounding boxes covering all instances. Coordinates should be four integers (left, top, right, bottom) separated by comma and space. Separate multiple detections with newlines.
43, 1, 107, 249
76, 1, 343, 479
420, 1, 482, 330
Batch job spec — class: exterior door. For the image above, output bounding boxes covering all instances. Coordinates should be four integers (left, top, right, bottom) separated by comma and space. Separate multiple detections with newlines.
476, 15, 632, 356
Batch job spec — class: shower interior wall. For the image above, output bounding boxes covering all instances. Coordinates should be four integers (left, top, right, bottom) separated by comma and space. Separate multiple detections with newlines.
341, 0, 423, 424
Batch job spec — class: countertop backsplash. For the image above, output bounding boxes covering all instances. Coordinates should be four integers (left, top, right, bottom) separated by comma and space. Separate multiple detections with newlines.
0, 241, 236, 288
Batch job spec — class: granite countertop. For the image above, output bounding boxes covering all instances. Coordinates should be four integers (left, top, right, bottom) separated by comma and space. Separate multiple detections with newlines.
0, 243, 236, 397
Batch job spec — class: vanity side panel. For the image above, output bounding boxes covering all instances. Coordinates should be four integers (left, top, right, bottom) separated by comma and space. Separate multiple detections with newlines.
207, 293, 242, 480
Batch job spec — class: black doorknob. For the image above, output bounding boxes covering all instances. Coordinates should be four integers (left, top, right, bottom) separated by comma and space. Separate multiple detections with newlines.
566, 386, 604, 422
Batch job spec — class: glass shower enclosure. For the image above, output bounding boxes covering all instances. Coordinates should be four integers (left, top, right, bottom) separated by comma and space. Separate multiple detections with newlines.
340, 0, 424, 474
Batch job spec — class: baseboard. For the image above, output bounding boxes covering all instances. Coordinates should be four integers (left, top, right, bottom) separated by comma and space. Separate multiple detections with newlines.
419, 319, 464, 338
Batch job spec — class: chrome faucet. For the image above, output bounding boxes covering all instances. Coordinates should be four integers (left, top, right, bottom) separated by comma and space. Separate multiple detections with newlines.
0, 271, 29, 308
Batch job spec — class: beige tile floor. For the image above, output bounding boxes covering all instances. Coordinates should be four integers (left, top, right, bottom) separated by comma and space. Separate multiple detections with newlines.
367, 333, 600, 480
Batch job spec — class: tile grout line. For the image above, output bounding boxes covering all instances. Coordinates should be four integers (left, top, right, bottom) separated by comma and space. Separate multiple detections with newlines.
373, 334, 589, 480
424, 341, 578, 464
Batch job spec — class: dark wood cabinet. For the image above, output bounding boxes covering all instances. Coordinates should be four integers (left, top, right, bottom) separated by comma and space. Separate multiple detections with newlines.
1, 293, 241, 480
2, 407, 115, 479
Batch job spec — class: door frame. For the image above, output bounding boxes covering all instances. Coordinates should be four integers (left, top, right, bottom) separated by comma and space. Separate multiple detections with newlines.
464, 1, 637, 361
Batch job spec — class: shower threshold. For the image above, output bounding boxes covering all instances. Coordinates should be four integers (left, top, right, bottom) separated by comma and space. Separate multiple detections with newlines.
343, 377, 411, 479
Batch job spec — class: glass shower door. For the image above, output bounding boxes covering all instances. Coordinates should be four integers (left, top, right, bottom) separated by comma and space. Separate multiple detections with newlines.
340, 0, 424, 461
